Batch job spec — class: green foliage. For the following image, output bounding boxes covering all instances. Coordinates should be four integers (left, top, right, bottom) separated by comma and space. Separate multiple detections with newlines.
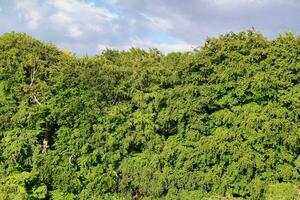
265, 183, 299, 200
0, 31, 299, 199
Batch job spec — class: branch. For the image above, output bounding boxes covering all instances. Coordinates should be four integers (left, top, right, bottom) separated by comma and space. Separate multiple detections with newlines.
30, 69, 36, 86
42, 138, 49, 154
33, 95, 42, 106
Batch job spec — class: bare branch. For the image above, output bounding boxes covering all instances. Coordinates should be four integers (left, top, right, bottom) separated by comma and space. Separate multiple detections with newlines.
33, 95, 42, 106
42, 138, 49, 154
30, 69, 36, 86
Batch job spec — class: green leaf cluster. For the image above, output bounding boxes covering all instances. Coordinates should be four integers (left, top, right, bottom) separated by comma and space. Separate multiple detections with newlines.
0, 31, 299, 199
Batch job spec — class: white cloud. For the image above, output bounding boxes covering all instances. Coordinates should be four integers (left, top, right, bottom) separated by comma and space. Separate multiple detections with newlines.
50, 12, 72, 25
68, 25, 83, 39
131, 38, 193, 53
48, 0, 118, 20
47, 0, 119, 39
16, 0, 43, 29
98, 43, 123, 51
108, 0, 119, 5
4, 0, 300, 55
98, 38, 194, 53
141, 13, 173, 31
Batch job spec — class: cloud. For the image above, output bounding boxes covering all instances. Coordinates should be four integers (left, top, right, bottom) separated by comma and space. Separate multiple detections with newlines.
114, 0, 300, 43
98, 38, 193, 53
130, 38, 193, 53
8, 0, 122, 52
141, 14, 173, 32
1, 0, 300, 55
47, 0, 118, 20
48, 0, 119, 40
16, 0, 43, 29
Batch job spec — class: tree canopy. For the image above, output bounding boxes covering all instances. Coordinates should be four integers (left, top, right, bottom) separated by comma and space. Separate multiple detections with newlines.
0, 31, 299, 199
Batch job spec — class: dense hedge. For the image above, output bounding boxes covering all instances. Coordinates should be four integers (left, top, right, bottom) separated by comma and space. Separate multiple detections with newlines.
0, 31, 299, 199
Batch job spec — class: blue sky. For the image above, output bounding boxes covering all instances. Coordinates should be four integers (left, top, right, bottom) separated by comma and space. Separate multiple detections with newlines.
1, 0, 300, 55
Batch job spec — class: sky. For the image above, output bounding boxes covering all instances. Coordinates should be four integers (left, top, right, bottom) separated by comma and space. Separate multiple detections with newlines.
0, 0, 300, 55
